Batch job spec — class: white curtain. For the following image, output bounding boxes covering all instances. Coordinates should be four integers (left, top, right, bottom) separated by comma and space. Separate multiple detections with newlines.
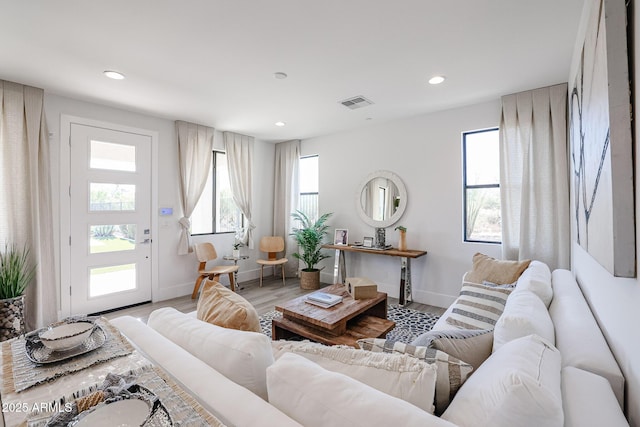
273, 140, 300, 277
500, 83, 570, 270
176, 121, 214, 255
0, 80, 56, 330
224, 131, 256, 249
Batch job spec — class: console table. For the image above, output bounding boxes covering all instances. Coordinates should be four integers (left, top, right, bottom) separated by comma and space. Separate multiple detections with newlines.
322, 244, 427, 306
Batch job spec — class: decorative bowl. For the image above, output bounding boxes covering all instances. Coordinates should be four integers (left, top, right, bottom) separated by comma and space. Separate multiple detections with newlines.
38, 320, 95, 351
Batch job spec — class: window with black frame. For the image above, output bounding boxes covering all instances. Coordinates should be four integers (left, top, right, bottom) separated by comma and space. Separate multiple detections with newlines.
463, 128, 501, 243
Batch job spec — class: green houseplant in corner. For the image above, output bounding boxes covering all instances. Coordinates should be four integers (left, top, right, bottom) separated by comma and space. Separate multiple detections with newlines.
291, 210, 333, 290
0, 243, 36, 341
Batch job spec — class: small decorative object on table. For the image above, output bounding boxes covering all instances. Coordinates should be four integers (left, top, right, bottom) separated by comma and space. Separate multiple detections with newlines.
363, 237, 374, 248
345, 277, 378, 299
334, 229, 348, 245
305, 291, 343, 308
395, 225, 407, 251
375, 227, 386, 248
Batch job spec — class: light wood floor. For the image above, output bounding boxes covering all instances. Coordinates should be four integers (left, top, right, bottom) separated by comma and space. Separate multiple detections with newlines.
104, 276, 446, 323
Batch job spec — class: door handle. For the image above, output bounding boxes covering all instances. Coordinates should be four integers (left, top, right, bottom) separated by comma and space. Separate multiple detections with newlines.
139, 238, 151, 244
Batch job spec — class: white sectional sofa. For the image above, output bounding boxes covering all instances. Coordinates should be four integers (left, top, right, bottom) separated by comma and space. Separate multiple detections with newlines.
112, 264, 629, 427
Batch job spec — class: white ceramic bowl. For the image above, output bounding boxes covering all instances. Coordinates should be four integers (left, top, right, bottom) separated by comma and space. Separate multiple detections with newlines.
39, 321, 95, 351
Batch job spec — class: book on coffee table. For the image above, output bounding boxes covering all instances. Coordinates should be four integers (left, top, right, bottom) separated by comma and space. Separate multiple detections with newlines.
305, 292, 343, 308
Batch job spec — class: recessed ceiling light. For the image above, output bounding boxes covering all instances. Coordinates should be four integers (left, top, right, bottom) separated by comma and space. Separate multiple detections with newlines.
428, 75, 446, 85
104, 70, 125, 80
275, 121, 286, 127
274, 72, 288, 80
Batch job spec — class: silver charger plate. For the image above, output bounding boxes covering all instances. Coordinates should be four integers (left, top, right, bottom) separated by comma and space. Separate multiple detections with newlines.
24, 325, 106, 364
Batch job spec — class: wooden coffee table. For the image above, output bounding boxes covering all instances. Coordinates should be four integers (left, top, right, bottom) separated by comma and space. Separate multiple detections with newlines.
272, 283, 396, 347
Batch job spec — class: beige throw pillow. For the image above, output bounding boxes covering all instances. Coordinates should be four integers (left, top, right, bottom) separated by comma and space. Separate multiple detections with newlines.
410, 328, 494, 371
196, 280, 261, 332
465, 253, 531, 285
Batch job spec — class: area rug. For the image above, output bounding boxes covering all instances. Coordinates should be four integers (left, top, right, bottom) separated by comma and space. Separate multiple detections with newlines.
259, 304, 439, 344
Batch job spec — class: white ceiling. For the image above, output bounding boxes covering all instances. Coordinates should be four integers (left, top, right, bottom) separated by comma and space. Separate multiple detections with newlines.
1, 0, 584, 142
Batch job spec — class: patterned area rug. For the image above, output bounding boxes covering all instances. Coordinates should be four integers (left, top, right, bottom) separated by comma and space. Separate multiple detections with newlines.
260, 304, 439, 344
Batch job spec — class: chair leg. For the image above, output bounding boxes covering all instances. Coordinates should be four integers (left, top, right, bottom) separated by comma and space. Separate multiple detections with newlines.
281, 264, 286, 287
260, 265, 264, 287
228, 272, 236, 292
192, 275, 205, 299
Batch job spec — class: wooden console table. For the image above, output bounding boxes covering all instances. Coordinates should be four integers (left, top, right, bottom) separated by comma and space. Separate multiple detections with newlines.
322, 244, 427, 306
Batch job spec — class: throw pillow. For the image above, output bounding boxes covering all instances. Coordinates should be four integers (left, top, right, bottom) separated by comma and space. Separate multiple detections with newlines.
267, 353, 457, 427
492, 289, 555, 352
410, 328, 493, 371
445, 282, 513, 330
196, 279, 261, 332
441, 334, 563, 427
465, 252, 531, 285
357, 338, 473, 415
272, 340, 437, 414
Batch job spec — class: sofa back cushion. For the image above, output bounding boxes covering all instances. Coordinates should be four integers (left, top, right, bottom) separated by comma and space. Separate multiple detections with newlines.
148, 307, 273, 400
266, 352, 457, 427
492, 289, 555, 352
441, 334, 563, 427
549, 269, 624, 407
272, 340, 437, 414
515, 260, 553, 307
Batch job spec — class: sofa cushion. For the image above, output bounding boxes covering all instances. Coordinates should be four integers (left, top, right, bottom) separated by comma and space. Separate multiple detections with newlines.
148, 307, 273, 400
272, 340, 437, 414
465, 252, 531, 285
266, 352, 457, 427
441, 334, 563, 427
410, 328, 493, 371
515, 260, 553, 307
562, 367, 628, 427
549, 269, 624, 407
357, 338, 472, 415
196, 280, 261, 332
445, 282, 513, 330
111, 315, 301, 427
492, 289, 555, 352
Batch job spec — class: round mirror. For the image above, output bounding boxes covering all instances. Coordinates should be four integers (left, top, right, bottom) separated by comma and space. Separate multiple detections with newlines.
356, 170, 407, 228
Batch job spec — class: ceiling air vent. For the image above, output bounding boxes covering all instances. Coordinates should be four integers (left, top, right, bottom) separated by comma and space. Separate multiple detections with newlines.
340, 95, 374, 110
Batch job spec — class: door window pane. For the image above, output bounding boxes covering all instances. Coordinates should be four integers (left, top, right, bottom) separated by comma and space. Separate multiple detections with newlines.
90, 224, 136, 253
90, 183, 136, 211
90, 140, 136, 172
89, 263, 136, 297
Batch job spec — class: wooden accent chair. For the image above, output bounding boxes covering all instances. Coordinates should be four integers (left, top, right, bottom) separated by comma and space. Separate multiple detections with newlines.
256, 236, 288, 287
191, 242, 239, 299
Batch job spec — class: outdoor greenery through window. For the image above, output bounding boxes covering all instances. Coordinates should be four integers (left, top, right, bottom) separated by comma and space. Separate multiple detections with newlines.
463, 128, 501, 243
191, 151, 243, 235
299, 155, 319, 223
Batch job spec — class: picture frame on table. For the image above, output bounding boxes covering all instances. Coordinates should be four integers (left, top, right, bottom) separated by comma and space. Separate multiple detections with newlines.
334, 229, 348, 245
362, 236, 374, 248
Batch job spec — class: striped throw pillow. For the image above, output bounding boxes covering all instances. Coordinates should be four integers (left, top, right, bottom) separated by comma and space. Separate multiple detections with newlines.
357, 338, 473, 415
445, 282, 512, 330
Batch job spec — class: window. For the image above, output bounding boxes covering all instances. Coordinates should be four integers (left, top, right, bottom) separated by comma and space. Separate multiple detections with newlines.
463, 128, 501, 243
299, 155, 319, 222
191, 151, 243, 235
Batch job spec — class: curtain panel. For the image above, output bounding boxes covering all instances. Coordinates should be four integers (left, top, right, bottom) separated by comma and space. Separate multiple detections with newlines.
223, 131, 256, 249
0, 80, 56, 329
176, 121, 214, 255
499, 83, 570, 270
273, 140, 300, 277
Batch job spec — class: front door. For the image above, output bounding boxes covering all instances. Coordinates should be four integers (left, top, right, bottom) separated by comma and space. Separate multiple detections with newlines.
69, 123, 152, 314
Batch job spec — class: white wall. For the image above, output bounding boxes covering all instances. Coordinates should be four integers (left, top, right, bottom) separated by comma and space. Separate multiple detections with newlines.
301, 100, 502, 307
568, 1, 640, 425
45, 94, 275, 315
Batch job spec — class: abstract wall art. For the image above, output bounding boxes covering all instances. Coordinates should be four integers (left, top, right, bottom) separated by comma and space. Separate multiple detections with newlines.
569, 0, 635, 277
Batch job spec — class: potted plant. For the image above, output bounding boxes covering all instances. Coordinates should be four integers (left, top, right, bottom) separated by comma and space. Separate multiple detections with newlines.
0, 243, 36, 341
291, 210, 333, 290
